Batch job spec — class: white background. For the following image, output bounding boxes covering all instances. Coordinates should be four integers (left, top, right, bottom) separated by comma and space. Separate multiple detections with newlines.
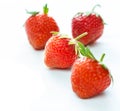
0, 0, 120, 111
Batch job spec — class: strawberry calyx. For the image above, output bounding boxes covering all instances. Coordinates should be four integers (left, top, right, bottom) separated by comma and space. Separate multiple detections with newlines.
69, 32, 108, 68
51, 31, 109, 71
77, 42, 106, 68
25, 4, 49, 16
26, 9, 39, 16
73, 4, 105, 25
86, 4, 106, 24
73, 4, 101, 18
85, 4, 101, 16
91, 4, 101, 16
71, 32, 113, 82
43, 4, 49, 14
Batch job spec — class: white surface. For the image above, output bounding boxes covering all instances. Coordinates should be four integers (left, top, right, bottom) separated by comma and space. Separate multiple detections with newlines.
0, 0, 120, 111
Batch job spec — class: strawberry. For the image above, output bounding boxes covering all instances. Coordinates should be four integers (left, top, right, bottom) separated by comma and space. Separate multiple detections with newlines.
44, 32, 87, 69
71, 41, 112, 99
25, 4, 59, 50
72, 4, 104, 45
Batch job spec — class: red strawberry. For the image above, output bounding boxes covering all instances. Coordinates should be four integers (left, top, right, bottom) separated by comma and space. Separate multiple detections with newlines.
25, 4, 59, 50
72, 4, 104, 45
44, 32, 85, 69
71, 42, 112, 99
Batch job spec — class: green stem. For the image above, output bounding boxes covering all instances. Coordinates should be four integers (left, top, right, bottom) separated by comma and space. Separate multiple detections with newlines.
75, 32, 88, 41
91, 4, 101, 13
43, 4, 49, 14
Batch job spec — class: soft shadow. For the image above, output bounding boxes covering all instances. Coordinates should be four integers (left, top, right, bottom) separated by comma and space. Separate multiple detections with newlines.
88, 41, 103, 48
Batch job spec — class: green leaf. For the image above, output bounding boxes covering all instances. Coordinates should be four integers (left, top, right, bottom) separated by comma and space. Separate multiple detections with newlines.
85, 47, 96, 59
73, 12, 83, 18
77, 42, 86, 56
76, 42, 96, 60
26, 9, 39, 16
99, 53, 105, 62
50, 31, 59, 36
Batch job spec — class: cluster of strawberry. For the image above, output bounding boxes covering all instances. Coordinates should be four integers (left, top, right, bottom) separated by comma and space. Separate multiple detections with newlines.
25, 4, 112, 99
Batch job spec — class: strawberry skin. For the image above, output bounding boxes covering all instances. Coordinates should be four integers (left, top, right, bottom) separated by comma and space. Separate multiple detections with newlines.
25, 5, 59, 50
72, 8, 104, 45
44, 35, 78, 69
71, 57, 111, 99
25, 14, 59, 49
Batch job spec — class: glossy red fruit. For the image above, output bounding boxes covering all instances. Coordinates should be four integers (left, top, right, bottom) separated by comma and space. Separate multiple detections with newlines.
44, 34, 78, 69
71, 57, 111, 99
70, 41, 112, 99
72, 5, 104, 45
25, 4, 59, 50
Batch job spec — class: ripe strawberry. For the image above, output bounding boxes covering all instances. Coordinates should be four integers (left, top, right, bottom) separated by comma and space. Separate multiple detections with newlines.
44, 32, 86, 69
72, 4, 104, 45
71, 41, 112, 99
25, 4, 59, 50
